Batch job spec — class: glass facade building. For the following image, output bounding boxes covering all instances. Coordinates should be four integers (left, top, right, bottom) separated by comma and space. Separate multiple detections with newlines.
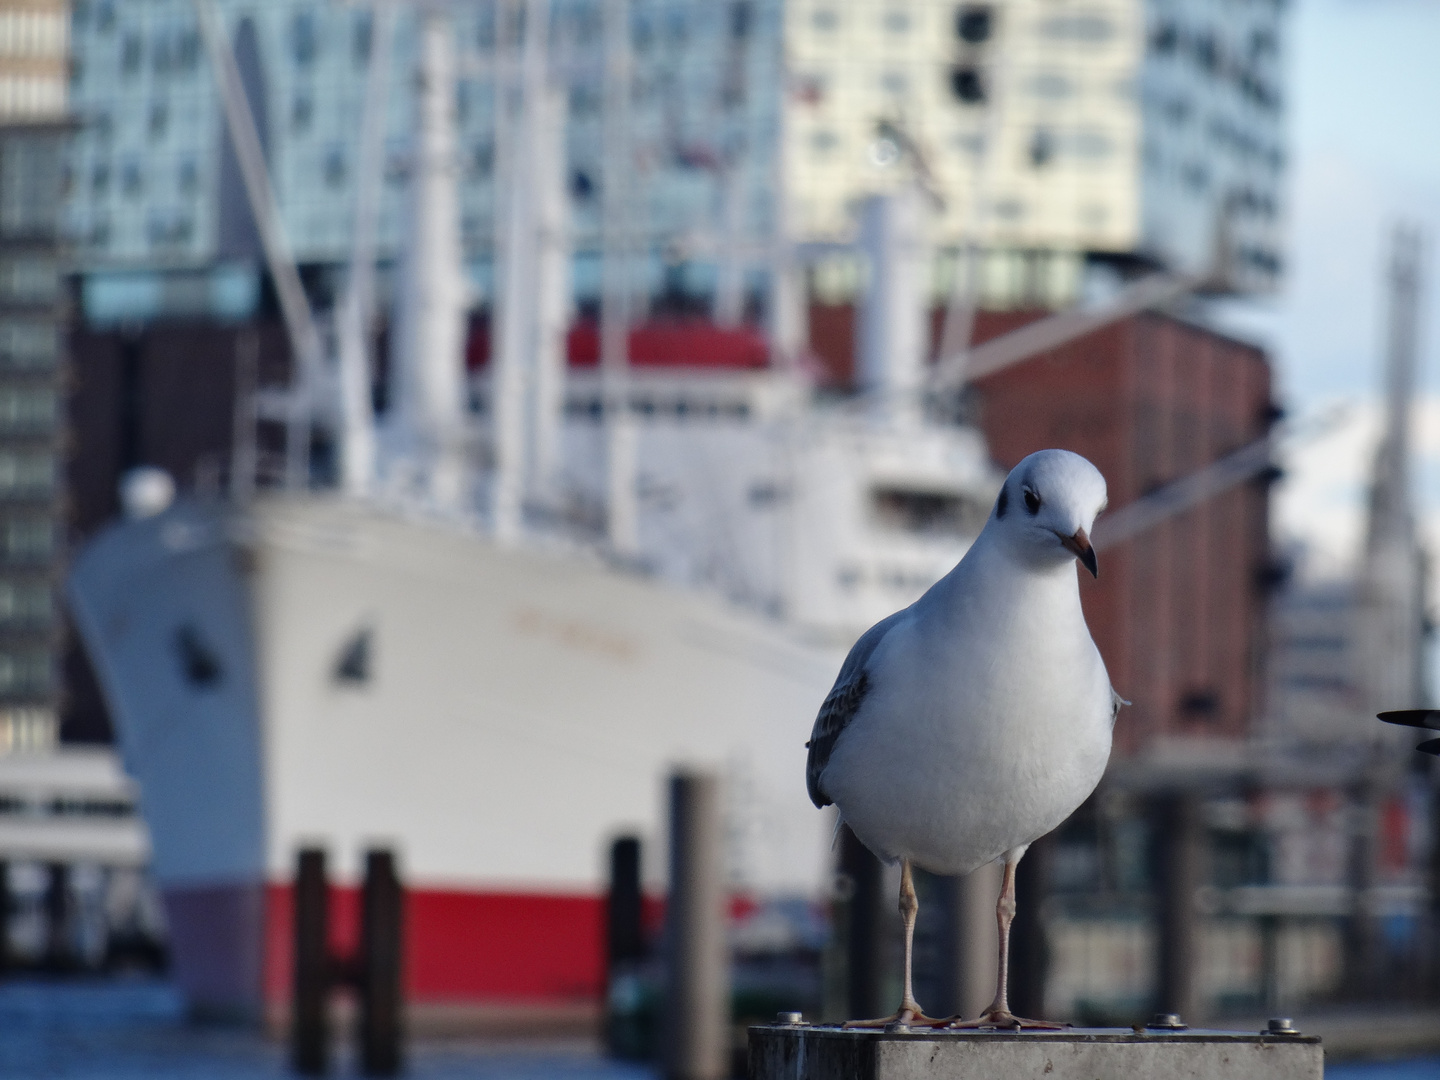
63, 0, 1284, 320
0, 121, 69, 752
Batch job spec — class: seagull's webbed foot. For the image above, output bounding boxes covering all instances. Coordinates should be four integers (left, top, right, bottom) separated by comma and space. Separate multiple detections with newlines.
843, 1003, 949, 1029
941, 1009, 1070, 1031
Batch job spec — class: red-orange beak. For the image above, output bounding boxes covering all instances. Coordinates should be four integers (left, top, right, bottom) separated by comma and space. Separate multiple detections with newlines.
1060, 527, 1098, 578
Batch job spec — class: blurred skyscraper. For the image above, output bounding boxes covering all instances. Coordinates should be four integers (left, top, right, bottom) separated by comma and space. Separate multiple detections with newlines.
0, 0, 71, 752
62, 0, 1284, 325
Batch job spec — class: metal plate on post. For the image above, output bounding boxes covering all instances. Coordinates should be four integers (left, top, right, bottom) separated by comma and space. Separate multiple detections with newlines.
748, 1023, 1323, 1080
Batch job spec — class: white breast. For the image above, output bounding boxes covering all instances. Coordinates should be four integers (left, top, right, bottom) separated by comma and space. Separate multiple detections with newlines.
819, 543, 1113, 874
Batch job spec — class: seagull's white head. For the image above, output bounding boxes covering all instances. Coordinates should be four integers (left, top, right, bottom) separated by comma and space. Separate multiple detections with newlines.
988, 449, 1107, 577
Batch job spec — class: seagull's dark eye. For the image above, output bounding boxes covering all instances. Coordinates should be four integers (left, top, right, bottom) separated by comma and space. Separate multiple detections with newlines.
1023, 488, 1041, 515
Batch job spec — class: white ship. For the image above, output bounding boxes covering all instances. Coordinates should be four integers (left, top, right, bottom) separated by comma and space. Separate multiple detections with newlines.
66, 4, 997, 1021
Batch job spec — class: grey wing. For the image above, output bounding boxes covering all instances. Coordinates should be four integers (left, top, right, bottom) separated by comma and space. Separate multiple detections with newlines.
805, 610, 905, 808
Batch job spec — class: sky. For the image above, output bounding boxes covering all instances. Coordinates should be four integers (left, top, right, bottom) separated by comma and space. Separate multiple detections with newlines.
1214, 0, 1440, 580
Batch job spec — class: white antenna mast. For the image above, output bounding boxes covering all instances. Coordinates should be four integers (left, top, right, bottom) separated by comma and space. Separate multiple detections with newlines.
602, 0, 639, 555
195, 0, 322, 490
334, 2, 396, 498
390, 4, 469, 509
491, 0, 562, 542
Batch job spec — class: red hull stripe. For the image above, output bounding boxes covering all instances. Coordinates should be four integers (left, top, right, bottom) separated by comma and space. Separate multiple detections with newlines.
264, 886, 605, 1004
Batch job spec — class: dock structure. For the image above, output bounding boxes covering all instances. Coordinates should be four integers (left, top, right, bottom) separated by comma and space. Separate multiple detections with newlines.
748, 1019, 1322, 1080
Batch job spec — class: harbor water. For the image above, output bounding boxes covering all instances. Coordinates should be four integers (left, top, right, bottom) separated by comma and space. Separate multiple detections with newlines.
1, 979, 1436, 1079
0, 980, 652, 1080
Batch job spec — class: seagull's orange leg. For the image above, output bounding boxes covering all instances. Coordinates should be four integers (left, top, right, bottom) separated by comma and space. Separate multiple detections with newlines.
844, 860, 947, 1028
943, 851, 1068, 1031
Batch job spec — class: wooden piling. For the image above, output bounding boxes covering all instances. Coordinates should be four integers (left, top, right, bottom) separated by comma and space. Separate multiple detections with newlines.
1154, 793, 1203, 1021
43, 862, 71, 971
663, 771, 729, 1080
358, 849, 404, 1077
608, 835, 645, 969
840, 824, 886, 1021
292, 848, 329, 1076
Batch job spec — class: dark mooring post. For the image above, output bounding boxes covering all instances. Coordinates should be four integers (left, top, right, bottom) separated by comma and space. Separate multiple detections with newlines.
840, 824, 887, 1021
293, 848, 329, 1076
1155, 792, 1204, 1022
663, 771, 729, 1080
609, 836, 645, 970
605, 835, 646, 1057
358, 850, 404, 1078
43, 862, 71, 972
0, 861, 9, 975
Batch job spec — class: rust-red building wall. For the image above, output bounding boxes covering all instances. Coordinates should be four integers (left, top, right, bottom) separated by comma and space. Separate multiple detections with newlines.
805, 305, 1275, 753
969, 313, 1274, 755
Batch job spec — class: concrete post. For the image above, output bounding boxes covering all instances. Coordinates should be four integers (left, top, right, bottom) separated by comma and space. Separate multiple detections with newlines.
956, 862, 1003, 1018
1010, 836, 1050, 1019
840, 824, 887, 1020
663, 771, 729, 1080
1155, 793, 1204, 1022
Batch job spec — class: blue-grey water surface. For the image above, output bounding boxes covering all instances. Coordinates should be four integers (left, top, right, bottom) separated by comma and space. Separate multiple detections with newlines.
2, 980, 1436, 1078
0, 979, 653, 1079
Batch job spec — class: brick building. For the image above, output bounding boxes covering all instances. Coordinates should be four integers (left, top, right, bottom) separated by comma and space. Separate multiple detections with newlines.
810, 304, 1277, 754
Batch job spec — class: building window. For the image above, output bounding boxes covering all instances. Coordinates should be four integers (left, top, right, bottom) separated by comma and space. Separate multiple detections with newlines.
148, 101, 168, 139
291, 10, 319, 66
1029, 128, 1056, 168
147, 209, 193, 246
1072, 129, 1114, 161
881, 70, 908, 95
120, 31, 142, 74
1028, 72, 1072, 100
0, 450, 54, 495
0, 259, 59, 304
352, 10, 373, 64
884, 10, 911, 33
810, 129, 838, 154
949, 66, 985, 104
2, 518, 52, 561
956, 5, 992, 44
292, 92, 313, 133
811, 7, 838, 31
121, 159, 142, 196
1039, 13, 1114, 43
871, 487, 987, 538
0, 581, 51, 625
178, 158, 198, 194
0, 388, 55, 430
0, 649, 51, 694
324, 145, 346, 188
0, 320, 57, 369
1150, 20, 1178, 55
90, 162, 109, 193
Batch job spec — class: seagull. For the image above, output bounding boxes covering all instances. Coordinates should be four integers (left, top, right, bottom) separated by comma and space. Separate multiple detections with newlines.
806, 448, 1120, 1029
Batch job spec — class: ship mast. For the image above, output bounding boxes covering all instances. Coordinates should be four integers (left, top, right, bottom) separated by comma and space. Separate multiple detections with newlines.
334, 1, 395, 498
491, 0, 571, 540
601, 0, 639, 556
389, 4, 469, 509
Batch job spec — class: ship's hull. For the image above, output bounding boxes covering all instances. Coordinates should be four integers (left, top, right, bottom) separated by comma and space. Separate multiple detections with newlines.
68, 496, 840, 1018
